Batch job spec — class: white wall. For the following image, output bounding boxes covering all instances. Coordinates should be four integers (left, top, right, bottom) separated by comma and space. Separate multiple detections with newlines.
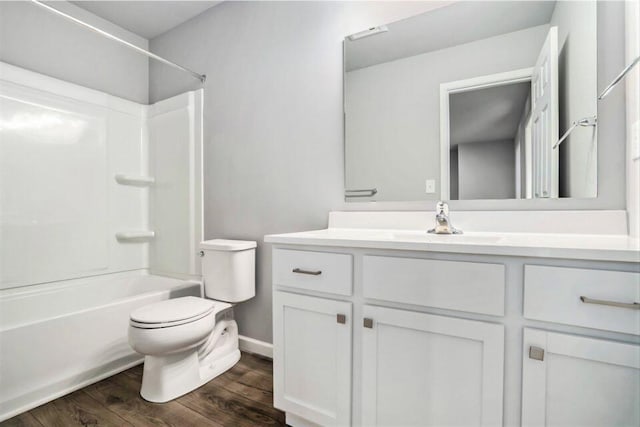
552, 1, 598, 198
345, 25, 548, 201
458, 140, 516, 200
148, 1, 447, 344
0, 1, 149, 103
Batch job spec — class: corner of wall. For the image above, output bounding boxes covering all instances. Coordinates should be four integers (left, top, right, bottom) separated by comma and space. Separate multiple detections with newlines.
625, 0, 640, 238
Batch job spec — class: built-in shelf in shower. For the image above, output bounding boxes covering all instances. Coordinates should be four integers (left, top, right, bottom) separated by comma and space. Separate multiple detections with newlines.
115, 231, 155, 242
114, 174, 155, 187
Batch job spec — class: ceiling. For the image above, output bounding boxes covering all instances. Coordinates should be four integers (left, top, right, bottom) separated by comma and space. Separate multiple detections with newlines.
449, 81, 530, 147
345, 1, 556, 71
71, 1, 222, 39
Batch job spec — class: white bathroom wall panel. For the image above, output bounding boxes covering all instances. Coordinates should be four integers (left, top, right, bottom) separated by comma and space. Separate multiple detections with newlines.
0, 62, 147, 290
148, 89, 203, 279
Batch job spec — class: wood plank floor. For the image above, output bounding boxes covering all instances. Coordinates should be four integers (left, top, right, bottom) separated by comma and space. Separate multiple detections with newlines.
1, 353, 285, 427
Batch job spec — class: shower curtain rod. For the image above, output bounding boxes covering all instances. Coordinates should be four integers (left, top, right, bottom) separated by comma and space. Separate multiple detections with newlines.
30, 0, 206, 83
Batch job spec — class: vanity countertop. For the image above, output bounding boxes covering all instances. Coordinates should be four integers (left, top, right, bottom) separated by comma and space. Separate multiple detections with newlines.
264, 228, 640, 263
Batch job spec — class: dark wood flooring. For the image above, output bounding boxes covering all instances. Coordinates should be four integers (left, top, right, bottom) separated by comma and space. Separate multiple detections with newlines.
1, 352, 285, 427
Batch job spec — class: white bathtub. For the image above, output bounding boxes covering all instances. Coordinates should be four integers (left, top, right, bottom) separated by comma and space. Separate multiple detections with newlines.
0, 271, 201, 421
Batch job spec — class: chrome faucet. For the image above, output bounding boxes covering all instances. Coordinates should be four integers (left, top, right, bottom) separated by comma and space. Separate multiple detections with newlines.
428, 201, 462, 235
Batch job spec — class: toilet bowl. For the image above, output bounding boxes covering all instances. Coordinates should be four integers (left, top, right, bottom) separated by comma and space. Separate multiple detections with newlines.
128, 239, 256, 403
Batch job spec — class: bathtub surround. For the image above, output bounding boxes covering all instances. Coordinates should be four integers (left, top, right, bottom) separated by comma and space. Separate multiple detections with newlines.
0, 63, 203, 290
0, 62, 148, 289
0, 1, 149, 104
0, 63, 204, 421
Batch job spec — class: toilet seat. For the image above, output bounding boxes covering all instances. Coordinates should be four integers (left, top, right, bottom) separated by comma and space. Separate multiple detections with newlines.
130, 296, 216, 329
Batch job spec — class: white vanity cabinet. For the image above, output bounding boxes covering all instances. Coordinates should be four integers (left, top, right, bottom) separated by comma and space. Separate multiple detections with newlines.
521, 265, 640, 427
361, 306, 504, 427
269, 243, 640, 427
522, 329, 640, 427
273, 291, 353, 426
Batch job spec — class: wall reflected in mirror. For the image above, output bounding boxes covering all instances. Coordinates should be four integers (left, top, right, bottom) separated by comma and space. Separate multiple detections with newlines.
344, 1, 598, 202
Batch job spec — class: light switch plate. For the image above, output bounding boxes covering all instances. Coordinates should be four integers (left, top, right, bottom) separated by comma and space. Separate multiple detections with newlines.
425, 179, 436, 193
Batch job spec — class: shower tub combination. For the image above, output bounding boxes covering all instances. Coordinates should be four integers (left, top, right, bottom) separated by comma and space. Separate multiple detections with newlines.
0, 272, 200, 421
0, 60, 204, 422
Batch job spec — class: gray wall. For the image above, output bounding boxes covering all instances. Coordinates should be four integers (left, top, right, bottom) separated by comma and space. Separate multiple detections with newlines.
148, 1, 629, 344
149, 1, 443, 343
552, 1, 598, 198
344, 25, 547, 201
0, 1, 149, 103
458, 140, 516, 200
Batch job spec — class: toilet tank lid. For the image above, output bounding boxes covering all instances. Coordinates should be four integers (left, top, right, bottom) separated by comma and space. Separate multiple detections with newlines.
200, 239, 257, 251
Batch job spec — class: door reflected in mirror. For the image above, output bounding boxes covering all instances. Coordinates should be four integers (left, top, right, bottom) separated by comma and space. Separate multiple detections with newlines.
344, 1, 598, 202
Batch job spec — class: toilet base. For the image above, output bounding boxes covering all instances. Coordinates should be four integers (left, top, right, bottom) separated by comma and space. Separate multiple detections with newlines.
139, 319, 241, 403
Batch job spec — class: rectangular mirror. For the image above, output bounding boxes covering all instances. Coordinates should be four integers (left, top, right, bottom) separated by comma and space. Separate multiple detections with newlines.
344, 1, 598, 202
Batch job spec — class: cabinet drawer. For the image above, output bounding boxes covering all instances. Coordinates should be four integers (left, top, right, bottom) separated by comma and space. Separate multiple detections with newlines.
363, 255, 505, 316
524, 265, 640, 335
273, 249, 352, 296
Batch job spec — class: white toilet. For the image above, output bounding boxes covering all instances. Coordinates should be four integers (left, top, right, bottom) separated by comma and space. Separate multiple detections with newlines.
128, 239, 256, 403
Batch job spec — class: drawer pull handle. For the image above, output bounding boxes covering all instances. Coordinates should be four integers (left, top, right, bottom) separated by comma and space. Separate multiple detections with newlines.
363, 318, 374, 329
292, 268, 322, 276
337, 314, 346, 324
580, 296, 640, 310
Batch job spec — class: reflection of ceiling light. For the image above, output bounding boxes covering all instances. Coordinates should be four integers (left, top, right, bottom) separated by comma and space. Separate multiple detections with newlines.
347, 25, 388, 41
0, 112, 68, 130
0, 111, 88, 144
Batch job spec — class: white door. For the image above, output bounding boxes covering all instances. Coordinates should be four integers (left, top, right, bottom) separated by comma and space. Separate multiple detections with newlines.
522, 328, 640, 427
525, 115, 534, 198
273, 291, 352, 426
531, 26, 559, 198
361, 305, 504, 427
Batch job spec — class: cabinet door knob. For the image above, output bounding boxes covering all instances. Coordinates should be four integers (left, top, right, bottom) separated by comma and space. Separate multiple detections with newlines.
529, 346, 544, 361
363, 318, 374, 329
336, 314, 346, 324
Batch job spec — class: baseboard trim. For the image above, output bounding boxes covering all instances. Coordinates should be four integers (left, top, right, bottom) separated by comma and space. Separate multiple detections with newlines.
239, 335, 273, 359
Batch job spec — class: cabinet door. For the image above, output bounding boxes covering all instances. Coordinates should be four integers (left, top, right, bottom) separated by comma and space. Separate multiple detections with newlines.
273, 291, 352, 426
522, 328, 640, 427
362, 305, 504, 427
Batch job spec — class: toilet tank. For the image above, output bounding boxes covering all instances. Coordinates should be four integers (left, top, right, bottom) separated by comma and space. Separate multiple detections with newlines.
199, 239, 256, 303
